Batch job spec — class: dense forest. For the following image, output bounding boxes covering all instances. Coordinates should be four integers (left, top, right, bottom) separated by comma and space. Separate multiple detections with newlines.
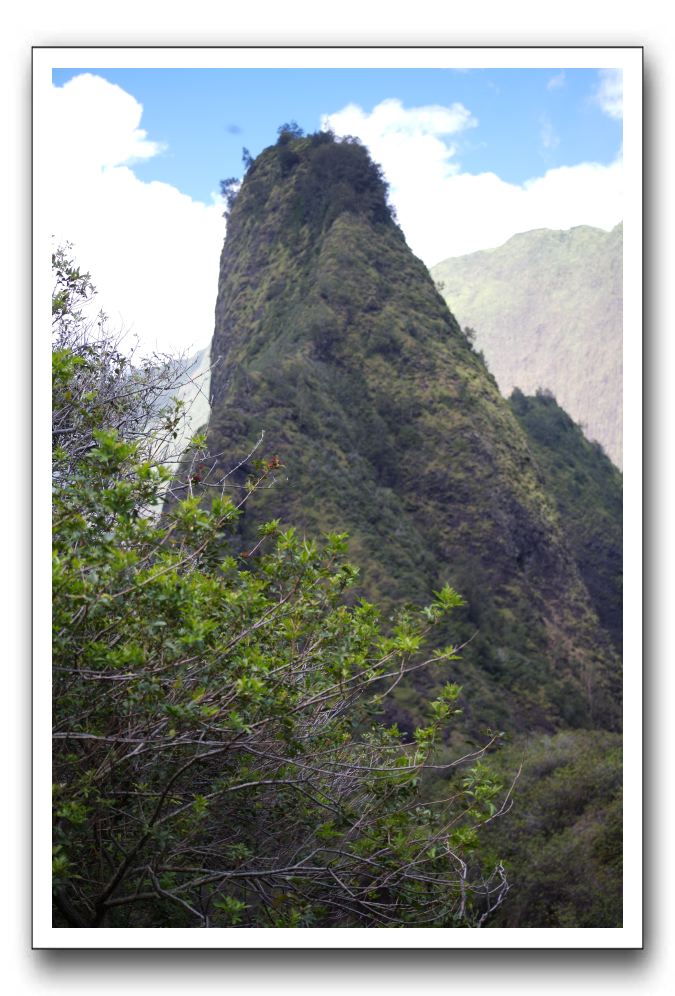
52, 127, 622, 929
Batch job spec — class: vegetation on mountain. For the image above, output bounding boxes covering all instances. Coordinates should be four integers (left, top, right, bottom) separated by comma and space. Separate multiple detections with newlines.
479, 730, 622, 927
208, 130, 620, 740
510, 388, 623, 651
430, 224, 623, 468
52, 249, 513, 929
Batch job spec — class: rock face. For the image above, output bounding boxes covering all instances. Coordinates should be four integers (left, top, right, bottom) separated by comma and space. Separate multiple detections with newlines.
207, 131, 620, 736
431, 225, 623, 468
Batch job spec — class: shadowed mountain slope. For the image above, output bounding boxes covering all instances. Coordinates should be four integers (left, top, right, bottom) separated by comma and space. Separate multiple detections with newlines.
510, 388, 622, 652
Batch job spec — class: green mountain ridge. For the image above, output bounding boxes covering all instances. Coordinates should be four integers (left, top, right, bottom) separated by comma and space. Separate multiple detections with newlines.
206, 131, 621, 738
431, 224, 623, 468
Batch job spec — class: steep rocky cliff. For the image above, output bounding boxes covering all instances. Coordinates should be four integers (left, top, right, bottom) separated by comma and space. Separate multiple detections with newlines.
206, 130, 621, 737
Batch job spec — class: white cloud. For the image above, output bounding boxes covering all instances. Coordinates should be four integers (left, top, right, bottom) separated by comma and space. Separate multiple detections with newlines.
323, 99, 623, 265
48, 74, 226, 356
547, 71, 566, 90
594, 69, 623, 120
322, 98, 476, 194
327, 97, 476, 139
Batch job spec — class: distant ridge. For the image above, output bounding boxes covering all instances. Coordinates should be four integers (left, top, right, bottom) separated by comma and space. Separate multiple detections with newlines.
431, 224, 623, 468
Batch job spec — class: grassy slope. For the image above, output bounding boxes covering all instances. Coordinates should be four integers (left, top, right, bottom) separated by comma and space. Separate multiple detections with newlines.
206, 133, 620, 740
431, 225, 623, 468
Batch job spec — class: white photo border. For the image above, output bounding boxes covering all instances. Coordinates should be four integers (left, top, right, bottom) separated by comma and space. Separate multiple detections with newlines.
33, 44, 642, 950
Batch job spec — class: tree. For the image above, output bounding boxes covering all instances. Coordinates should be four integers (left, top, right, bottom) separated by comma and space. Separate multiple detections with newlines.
52, 251, 512, 928
219, 177, 241, 217
52, 245, 197, 482
276, 121, 304, 141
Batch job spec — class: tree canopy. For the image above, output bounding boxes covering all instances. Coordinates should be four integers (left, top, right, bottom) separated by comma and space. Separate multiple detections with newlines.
51, 249, 512, 928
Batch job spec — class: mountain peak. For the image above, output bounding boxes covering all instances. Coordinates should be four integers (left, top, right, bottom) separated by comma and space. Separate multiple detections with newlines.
227, 130, 398, 244
207, 135, 620, 737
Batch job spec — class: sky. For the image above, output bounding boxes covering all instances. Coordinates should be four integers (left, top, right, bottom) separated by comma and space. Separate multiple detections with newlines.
47, 66, 624, 356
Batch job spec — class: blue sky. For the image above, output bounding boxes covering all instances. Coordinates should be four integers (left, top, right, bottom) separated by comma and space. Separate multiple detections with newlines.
46, 65, 623, 355
52, 67, 621, 200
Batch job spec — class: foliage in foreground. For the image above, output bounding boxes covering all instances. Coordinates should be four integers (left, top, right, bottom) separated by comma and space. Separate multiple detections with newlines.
52, 250, 511, 928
